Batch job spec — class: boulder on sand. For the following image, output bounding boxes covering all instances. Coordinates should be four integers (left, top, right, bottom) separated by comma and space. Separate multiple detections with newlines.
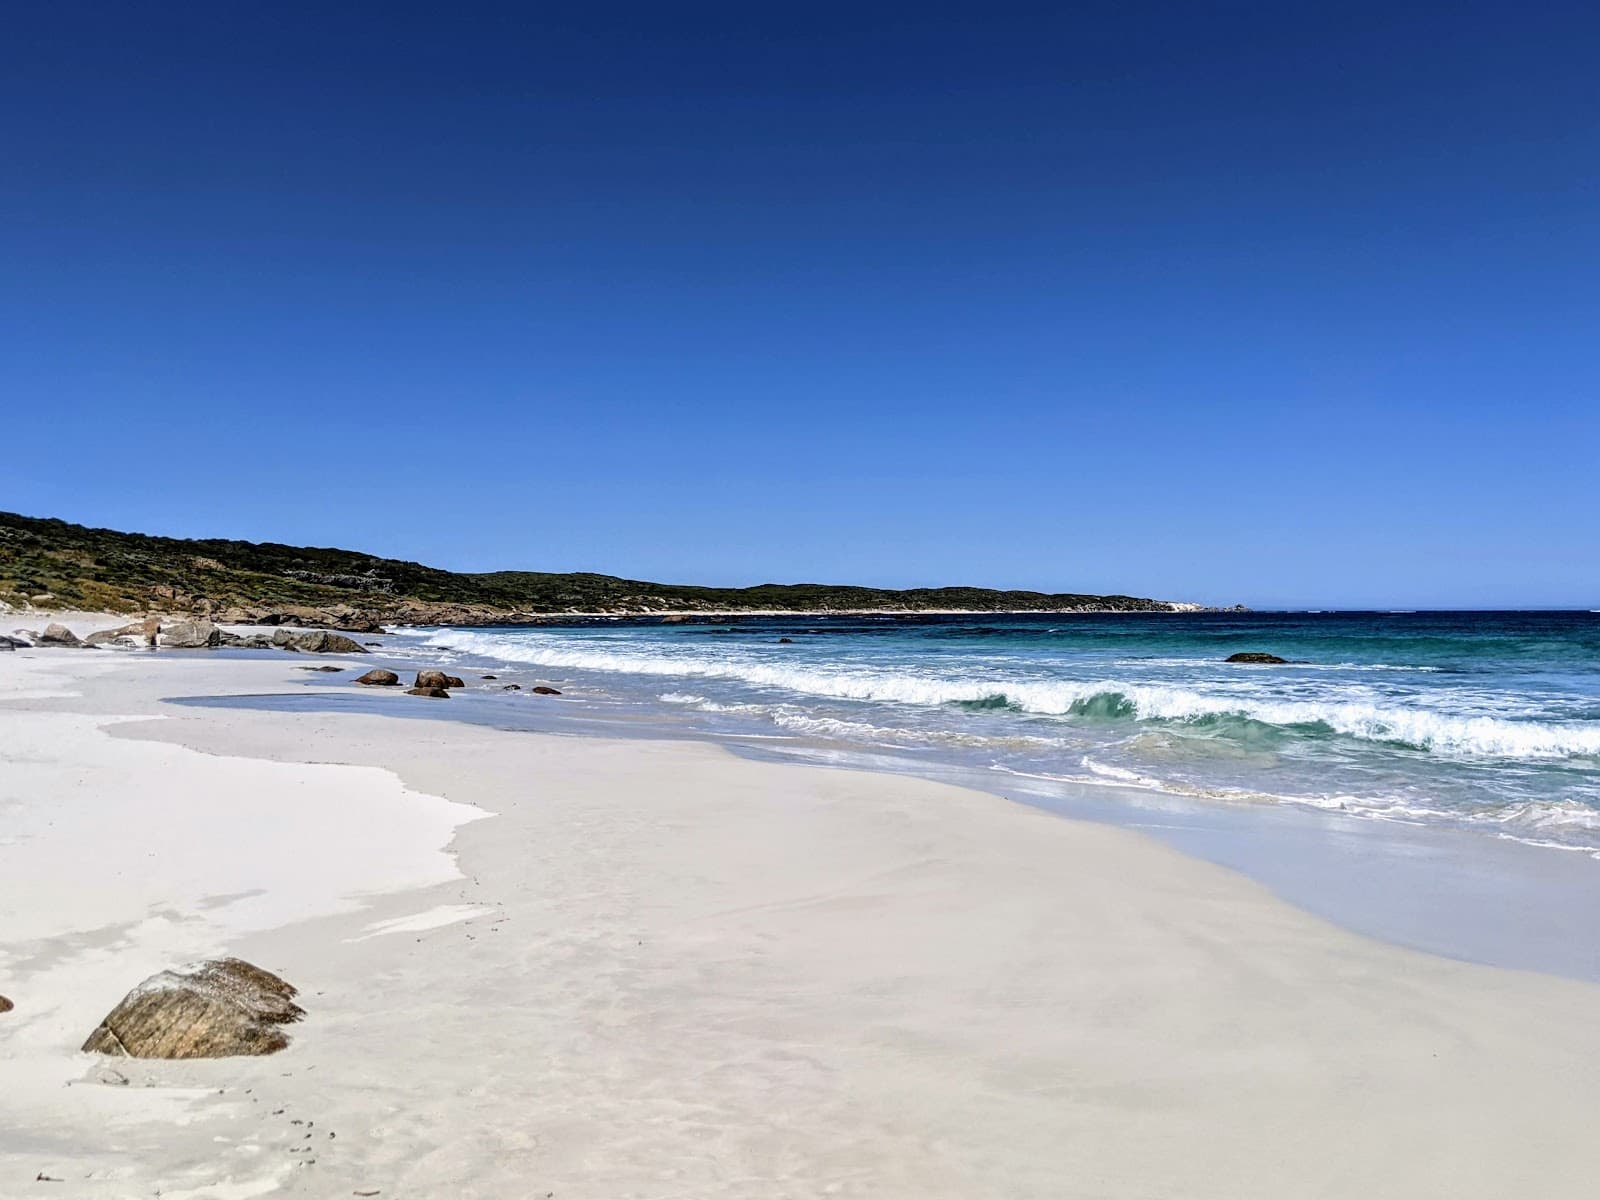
355, 668, 400, 686
85, 623, 143, 647
1225, 652, 1289, 665
160, 620, 221, 649
414, 669, 452, 689
406, 686, 451, 698
274, 629, 367, 654
81, 958, 302, 1059
39, 623, 84, 647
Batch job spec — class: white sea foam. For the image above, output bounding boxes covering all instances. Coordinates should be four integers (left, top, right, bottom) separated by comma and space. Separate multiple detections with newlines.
1015, 761, 1600, 855
432, 630, 1600, 761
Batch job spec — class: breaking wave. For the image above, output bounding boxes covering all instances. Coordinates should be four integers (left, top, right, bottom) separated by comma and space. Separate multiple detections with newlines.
425, 630, 1600, 761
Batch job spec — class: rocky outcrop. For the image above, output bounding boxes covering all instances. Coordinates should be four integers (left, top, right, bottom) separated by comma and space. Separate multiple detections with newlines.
294, 630, 368, 654
266, 629, 367, 655
85, 624, 134, 646
39, 623, 83, 647
85, 621, 155, 648
213, 604, 386, 633
1225, 652, 1288, 664
81, 958, 302, 1059
531, 686, 562, 696
160, 620, 222, 649
406, 686, 450, 698
355, 669, 400, 686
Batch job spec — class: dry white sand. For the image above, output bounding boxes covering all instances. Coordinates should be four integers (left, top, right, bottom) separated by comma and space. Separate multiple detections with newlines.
3, 645, 1599, 1198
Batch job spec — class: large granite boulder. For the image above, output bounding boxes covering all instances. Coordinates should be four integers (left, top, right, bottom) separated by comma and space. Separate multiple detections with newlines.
1225, 652, 1288, 665
39, 623, 83, 647
82, 958, 302, 1059
292, 630, 368, 654
414, 669, 452, 689
162, 620, 222, 649
85, 623, 142, 647
355, 669, 399, 686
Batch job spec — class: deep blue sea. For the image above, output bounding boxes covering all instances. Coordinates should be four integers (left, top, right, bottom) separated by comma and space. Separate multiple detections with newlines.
390, 611, 1600, 858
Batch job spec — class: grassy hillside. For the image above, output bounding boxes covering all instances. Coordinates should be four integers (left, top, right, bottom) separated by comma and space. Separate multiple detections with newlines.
0, 511, 1181, 621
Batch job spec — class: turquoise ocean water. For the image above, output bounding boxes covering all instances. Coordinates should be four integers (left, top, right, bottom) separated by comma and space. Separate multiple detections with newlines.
391, 611, 1600, 859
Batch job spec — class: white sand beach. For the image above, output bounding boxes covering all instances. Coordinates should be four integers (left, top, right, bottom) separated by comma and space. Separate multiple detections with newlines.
3, 642, 1600, 1198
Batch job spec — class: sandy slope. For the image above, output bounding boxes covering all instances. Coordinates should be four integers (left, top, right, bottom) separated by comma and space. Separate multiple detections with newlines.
1, 647, 1597, 1198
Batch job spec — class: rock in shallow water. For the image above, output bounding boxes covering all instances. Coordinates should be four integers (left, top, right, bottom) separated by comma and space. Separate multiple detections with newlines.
531, 686, 562, 695
1225, 652, 1289, 664
414, 669, 465, 689
82, 958, 302, 1058
406, 685, 451, 698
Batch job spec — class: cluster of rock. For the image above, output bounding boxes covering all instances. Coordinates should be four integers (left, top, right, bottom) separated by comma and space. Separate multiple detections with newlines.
81, 958, 302, 1059
8, 618, 369, 655
350, 668, 563, 699
158, 620, 368, 653
208, 603, 387, 632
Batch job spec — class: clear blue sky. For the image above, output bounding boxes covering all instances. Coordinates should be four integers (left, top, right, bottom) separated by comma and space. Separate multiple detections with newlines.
4, 3, 1596, 609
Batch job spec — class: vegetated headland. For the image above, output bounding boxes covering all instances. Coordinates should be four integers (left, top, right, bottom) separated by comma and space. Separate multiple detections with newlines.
0, 511, 1236, 630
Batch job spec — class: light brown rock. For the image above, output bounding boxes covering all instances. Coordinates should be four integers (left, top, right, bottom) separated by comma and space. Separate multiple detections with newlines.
39, 623, 83, 647
355, 669, 400, 686
81, 958, 302, 1059
161, 620, 221, 649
